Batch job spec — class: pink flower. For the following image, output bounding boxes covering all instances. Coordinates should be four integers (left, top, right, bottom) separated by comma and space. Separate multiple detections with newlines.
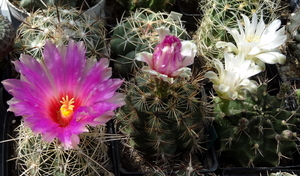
2, 40, 125, 149
135, 27, 196, 83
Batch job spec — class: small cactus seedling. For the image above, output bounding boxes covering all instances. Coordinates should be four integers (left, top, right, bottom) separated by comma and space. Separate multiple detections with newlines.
116, 71, 208, 168
15, 120, 114, 176
14, 6, 108, 60
214, 82, 300, 167
0, 14, 15, 60
195, 0, 282, 67
110, 8, 187, 77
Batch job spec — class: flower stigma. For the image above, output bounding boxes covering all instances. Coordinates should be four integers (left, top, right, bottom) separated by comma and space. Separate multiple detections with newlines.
60, 95, 75, 118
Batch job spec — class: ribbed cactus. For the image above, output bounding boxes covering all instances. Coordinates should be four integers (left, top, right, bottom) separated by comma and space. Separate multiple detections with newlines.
110, 8, 187, 77
214, 82, 300, 167
14, 6, 107, 60
284, 8, 300, 80
0, 14, 15, 60
15, 120, 113, 176
195, 0, 282, 67
115, 0, 175, 12
116, 71, 207, 166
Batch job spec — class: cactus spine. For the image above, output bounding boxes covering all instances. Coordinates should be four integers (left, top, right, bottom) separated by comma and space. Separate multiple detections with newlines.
110, 8, 187, 77
116, 71, 208, 169
214, 82, 300, 167
195, 0, 282, 67
15, 120, 113, 176
14, 6, 108, 60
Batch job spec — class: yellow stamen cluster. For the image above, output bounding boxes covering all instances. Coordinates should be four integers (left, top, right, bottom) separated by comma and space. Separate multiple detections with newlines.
60, 95, 75, 118
246, 34, 260, 42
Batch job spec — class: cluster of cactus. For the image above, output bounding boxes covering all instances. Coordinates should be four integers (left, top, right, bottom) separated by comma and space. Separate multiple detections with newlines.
110, 8, 187, 77
15, 120, 113, 176
116, 71, 208, 169
213, 82, 300, 167
14, 6, 108, 60
115, 0, 175, 12
195, 0, 282, 67
0, 14, 15, 61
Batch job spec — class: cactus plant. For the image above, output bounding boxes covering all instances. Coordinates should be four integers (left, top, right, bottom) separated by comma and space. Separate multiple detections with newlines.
110, 8, 187, 77
14, 6, 108, 61
283, 8, 300, 80
115, 0, 175, 13
10, 0, 100, 12
116, 71, 208, 168
213, 82, 300, 167
0, 14, 15, 61
15, 120, 114, 176
195, 0, 282, 67
115, 26, 210, 171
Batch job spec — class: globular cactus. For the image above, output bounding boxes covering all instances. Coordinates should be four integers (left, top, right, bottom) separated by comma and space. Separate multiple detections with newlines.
15, 120, 114, 176
195, 0, 282, 67
14, 6, 108, 60
115, 0, 175, 12
0, 14, 15, 61
116, 71, 208, 168
283, 8, 300, 80
110, 8, 187, 77
214, 82, 300, 167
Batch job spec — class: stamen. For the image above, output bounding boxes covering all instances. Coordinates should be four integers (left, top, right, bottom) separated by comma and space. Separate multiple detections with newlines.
246, 35, 260, 42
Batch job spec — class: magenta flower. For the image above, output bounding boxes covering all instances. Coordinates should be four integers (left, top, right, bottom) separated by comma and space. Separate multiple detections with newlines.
2, 40, 125, 149
135, 27, 196, 83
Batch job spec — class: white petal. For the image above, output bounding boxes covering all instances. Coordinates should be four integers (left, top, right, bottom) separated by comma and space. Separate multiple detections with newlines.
205, 71, 219, 84
156, 27, 170, 41
181, 41, 196, 66
135, 52, 153, 66
171, 67, 192, 78
218, 84, 230, 93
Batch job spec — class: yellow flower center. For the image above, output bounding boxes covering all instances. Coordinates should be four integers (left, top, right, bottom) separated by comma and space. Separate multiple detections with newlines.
246, 35, 260, 42
60, 95, 75, 118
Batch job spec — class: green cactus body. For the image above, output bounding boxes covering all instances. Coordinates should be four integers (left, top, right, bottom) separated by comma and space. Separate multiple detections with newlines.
195, 0, 281, 67
14, 6, 107, 60
0, 14, 15, 60
284, 8, 300, 80
116, 0, 175, 12
214, 83, 300, 167
15, 121, 113, 176
110, 8, 187, 77
117, 72, 207, 166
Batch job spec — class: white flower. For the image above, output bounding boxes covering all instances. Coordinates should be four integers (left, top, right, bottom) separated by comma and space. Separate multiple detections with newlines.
216, 13, 287, 70
205, 52, 262, 100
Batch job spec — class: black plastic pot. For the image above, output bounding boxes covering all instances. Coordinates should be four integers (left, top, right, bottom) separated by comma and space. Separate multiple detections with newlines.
0, 56, 21, 176
111, 124, 218, 176
175, 0, 202, 31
